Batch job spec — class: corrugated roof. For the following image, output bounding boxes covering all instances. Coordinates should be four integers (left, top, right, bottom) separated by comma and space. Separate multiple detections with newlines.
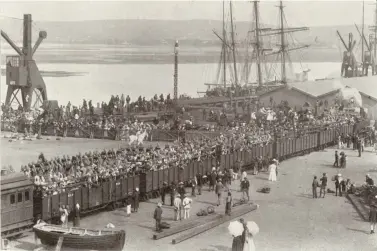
287, 79, 343, 98
0, 172, 28, 185
339, 76, 377, 101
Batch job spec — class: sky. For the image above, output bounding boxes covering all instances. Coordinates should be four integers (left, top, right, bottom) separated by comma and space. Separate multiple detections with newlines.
0, 0, 375, 27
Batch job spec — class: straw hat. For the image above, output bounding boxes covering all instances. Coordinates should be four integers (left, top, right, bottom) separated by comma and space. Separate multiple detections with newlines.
157, 202, 162, 207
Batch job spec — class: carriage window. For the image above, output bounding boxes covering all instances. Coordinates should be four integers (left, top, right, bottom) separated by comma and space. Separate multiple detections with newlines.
25, 191, 30, 201
18, 192, 23, 203
10, 194, 15, 204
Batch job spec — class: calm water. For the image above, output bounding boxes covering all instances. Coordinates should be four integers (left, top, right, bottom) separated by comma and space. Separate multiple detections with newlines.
0, 62, 341, 106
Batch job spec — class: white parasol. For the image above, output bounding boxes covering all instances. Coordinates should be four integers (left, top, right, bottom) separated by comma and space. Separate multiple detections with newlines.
228, 221, 244, 237
246, 221, 259, 236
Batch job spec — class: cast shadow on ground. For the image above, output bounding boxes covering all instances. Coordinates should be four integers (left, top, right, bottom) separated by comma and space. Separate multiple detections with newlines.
295, 193, 314, 199
253, 176, 269, 181
346, 227, 370, 235
200, 244, 231, 251
195, 200, 218, 206
320, 163, 337, 168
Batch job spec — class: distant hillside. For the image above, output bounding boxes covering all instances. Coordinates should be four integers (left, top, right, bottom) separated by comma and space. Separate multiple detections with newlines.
0, 19, 364, 48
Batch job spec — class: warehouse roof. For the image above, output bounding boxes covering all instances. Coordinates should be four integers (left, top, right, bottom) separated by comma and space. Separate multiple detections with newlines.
260, 79, 343, 99
288, 80, 343, 98
340, 76, 377, 101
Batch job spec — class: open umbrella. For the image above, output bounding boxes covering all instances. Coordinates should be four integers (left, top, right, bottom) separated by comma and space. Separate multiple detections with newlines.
246, 221, 259, 236
228, 221, 244, 237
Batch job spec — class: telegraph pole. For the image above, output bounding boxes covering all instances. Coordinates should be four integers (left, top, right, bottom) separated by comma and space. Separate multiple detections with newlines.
174, 40, 179, 102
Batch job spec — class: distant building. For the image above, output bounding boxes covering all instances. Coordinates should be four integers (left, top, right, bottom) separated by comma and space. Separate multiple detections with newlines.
258, 80, 342, 112
340, 76, 377, 120
258, 76, 377, 119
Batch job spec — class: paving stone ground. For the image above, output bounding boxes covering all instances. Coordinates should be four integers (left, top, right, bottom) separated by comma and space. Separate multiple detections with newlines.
3, 138, 377, 251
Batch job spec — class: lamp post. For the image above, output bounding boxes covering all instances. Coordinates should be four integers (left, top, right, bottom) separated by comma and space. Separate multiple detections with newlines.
174, 40, 179, 103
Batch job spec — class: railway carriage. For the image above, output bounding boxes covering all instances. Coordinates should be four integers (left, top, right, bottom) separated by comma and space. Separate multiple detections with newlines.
1, 173, 34, 238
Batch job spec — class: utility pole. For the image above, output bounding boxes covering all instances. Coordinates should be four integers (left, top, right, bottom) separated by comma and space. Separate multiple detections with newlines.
254, 0, 263, 87
279, 1, 287, 84
230, 0, 238, 87
174, 40, 179, 103
222, 0, 227, 89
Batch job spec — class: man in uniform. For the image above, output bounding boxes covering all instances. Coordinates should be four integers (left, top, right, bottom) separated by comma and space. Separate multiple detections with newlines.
358, 137, 362, 157
319, 173, 327, 198
215, 179, 224, 206
160, 182, 168, 205
333, 151, 339, 167
170, 182, 176, 207
133, 187, 140, 212
196, 173, 203, 195
73, 202, 80, 227
312, 176, 319, 199
241, 177, 250, 201
173, 194, 182, 221
153, 203, 163, 232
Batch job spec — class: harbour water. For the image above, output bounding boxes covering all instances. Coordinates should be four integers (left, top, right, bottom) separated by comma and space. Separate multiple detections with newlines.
0, 62, 341, 106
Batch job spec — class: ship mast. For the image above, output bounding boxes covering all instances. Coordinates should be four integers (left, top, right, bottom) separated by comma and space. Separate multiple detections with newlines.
222, 0, 227, 88
279, 0, 287, 84
254, 0, 263, 87
230, 0, 238, 87
245, 0, 309, 88
361, 0, 364, 65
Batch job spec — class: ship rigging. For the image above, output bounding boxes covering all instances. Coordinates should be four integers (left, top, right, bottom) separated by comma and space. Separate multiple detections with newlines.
202, 0, 310, 98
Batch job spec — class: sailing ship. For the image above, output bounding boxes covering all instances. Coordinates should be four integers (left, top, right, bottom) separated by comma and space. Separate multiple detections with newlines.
200, 0, 310, 99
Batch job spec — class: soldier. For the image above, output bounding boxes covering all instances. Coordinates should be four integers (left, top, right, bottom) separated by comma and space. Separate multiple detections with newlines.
319, 173, 327, 198
215, 179, 224, 206
153, 203, 163, 232
312, 176, 319, 199
358, 137, 362, 157
241, 177, 250, 201
160, 182, 168, 205
196, 173, 203, 195
170, 182, 176, 207
133, 187, 139, 212
333, 151, 339, 167
191, 178, 197, 197
335, 174, 342, 197
173, 195, 182, 221
73, 202, 80, 227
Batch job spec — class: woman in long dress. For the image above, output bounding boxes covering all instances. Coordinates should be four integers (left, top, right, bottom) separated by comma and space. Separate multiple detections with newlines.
232, 219, 246, 251
243, 226, 256, 251
268, 163, 277, 182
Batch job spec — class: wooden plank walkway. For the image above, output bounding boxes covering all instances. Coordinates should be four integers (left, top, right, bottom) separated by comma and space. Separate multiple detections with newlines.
346, 194, 369, 221
153, 213, 223, 240
172, 203, 258, 244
